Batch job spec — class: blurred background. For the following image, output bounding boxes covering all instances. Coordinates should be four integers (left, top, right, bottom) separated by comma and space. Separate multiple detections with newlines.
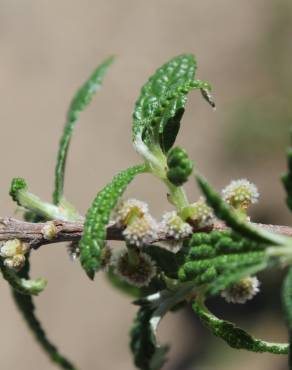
0, 1, 292, 369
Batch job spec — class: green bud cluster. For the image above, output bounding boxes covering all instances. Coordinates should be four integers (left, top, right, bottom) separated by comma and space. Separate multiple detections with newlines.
166, 147, 193, 186
178, 231, 266, 290
80, 165, 145, 279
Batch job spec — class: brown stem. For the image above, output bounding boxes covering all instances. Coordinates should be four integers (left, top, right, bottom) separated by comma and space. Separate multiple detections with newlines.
0, 217, 292, 249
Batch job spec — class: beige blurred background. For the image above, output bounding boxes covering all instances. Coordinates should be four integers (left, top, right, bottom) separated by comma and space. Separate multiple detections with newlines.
1, 1, 292, 369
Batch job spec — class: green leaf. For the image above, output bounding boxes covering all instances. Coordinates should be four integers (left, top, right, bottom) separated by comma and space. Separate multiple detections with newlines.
282, 144, 292, 212
9, 177, 80, 221
132, 54, 211, 154
193, 300, 288, 355
11, 259, 77, 370
0, 258, 47, 296
196, 174, 288, 245
53, 56, 115, 205
130, 306, 169, 370
79, 164, 146, 279
282, 267, 292, 367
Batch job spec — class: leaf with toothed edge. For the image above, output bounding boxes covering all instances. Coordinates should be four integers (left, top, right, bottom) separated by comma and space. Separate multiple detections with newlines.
11, 258, 77, 370
130, 306, 169, 370
132, 54, 213, 155
79, 164, 146, 279
193, 300, 288, 355
53, 56, 115, 205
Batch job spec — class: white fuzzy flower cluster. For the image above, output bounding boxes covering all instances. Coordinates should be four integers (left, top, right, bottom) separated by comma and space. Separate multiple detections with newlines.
123, 215, 158, 247
222, 179, 259, 210
0, 239, 29, 270
188, 198, 214, 229
221, 276, 260, 304
160, 211, 192, 239
113, 198, 158, 248
113, 199, 149, 226
113, 250, 156, 287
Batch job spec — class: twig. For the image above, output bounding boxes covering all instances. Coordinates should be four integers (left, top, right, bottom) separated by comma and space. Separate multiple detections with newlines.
0, 217, 292, 249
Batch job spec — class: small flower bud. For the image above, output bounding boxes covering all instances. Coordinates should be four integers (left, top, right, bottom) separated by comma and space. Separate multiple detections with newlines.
0, 239, 29, 258
4, 254, 26, 271
113, 250, 156, 287
160, 211, 192, 240
42, 222, 57, 240
181, 198, 214, 229
222, 179, 259, 210
123, 215, 158, 247
113, 198, 149, 226
221, 276, 260, 304
0, 239, 29, 271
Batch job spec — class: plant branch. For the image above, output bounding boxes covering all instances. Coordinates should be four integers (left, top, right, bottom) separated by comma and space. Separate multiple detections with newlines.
1, 217, 292, 250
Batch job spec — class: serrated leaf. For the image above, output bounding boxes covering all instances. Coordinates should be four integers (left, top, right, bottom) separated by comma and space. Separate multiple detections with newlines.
79, 164, 146, 279
196, 174, 288, 246
133, 54, 211, 154
130, 306, 169, 370
193, 300, 288, 355
11, 259, 77, 370
53, 56, 115, 205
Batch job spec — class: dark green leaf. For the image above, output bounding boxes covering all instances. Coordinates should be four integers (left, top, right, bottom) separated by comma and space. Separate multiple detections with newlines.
53, 56, 115, 205
79, 164, 146, 279
130, 306, 169, 370
12, 259, 77, 370
133, 54, 211, 153
193, 301, 288, 355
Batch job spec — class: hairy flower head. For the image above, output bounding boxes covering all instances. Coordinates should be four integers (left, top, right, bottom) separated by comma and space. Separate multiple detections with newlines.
221, 276, 260, 304
113, 249, 156, 287
0, 239, 29, 271
160, 211, 192, 240
123, 215, 158, 247
113, 198, 149, 226
222, 179, 259, 210
182, 198, 214, 229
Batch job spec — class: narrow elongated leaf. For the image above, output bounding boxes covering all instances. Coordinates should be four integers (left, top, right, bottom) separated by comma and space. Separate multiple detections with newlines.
80, 164, 146, 279
132, 54, 211, 154
282, 267, 292, 367
196, 175, 288, 245
0, 258, 46, 295
193, 301, 288, 355
53, 56, 115, 205
130, 306, 169, 370
12, 259, 77, 370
